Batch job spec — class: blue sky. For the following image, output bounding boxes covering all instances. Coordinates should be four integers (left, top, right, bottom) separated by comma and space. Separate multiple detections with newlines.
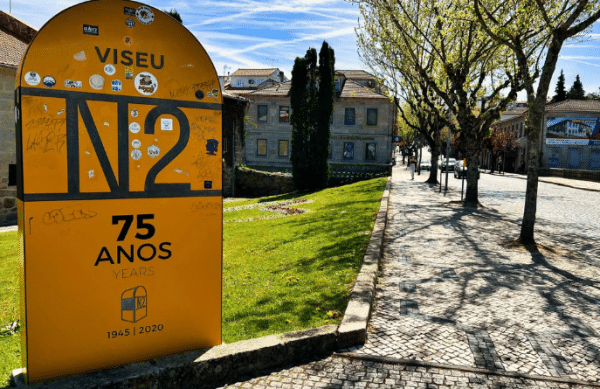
5, 0, 600, 100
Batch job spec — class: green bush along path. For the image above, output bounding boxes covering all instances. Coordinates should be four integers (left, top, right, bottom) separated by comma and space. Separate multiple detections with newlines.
0, 177, 387, 387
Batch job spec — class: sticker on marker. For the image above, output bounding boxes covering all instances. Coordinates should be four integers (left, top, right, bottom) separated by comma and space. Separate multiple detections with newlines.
131, 149, 142, 160
83, 24, 98, 36
111, 80, 122, 92
64, 79, 82, 88
136, 6, 154, 25
125, 66, 134, 80
147, 145, 160, 158
207, 89, 219, 98
131, 109, 138, 117
125, 18, 135, 28
24, 71, 41, 86
124, 6, 136, 16
89, 74, 104, 90
123, 36, 133, 46
134, 72, 158, 95
131, 139, 141, 149
73, 51, 87, 61
129, 122, 141, 134
161, 118, 173, 131
43, 76, 56, 87
206, 139, 219, 155
104, 64, 116, 76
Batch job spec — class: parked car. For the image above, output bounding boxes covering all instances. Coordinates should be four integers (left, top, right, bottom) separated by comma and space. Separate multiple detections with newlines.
420, 159, 431, 171
441, 158, 457, 171
454, 160, 480, 179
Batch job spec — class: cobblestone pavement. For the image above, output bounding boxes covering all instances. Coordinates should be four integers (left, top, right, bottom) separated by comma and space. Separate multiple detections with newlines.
221, 161, 600, 388
353, 163, 600, 383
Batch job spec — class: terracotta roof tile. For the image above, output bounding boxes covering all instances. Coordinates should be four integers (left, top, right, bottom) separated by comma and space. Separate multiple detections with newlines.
230, 68, 278, 77
0, 28, 28, 68
339, 79, 388, 100
545, 99, 600, 113
247, 81, 291, 97
0, 10, 36, 42
337, 70, 376, 80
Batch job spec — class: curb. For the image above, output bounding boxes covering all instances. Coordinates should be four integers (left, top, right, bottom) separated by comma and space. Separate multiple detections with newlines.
482, 171, 600, 193
12, 177, 391, 388
337, 353, 600, 387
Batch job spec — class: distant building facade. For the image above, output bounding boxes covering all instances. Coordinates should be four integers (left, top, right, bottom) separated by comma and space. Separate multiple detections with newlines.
225, 68, 287, 92
489, 99, 600, 172
0, 11, 36, 224
228, 70, 395, 175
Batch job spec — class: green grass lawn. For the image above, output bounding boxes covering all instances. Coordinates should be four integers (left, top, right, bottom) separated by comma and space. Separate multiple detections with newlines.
0, 177, 387, 387
0, 231, 19, 389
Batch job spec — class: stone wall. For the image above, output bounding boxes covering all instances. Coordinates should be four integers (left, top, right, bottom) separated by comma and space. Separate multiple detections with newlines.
0, 67, 17, 225
235, 167, 294, 197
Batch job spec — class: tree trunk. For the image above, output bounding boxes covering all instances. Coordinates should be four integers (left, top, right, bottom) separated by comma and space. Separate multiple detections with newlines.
520, 34, 564, 244
428, 147, 440, 184
520, 101, 544, 243
464, 144, 480, 207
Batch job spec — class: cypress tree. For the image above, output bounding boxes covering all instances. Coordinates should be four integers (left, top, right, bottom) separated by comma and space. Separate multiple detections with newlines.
313, 42, 335, 189
290, 42, 335, 191
290, 57, 311, 190
567, 74, 586, 100
553, 69, 567, 102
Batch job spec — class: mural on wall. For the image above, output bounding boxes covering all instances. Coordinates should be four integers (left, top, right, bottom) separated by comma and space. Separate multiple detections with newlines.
546, 117, 600, 146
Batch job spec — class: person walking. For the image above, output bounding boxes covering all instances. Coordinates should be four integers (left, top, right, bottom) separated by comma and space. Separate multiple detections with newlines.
407, 156, 416, 179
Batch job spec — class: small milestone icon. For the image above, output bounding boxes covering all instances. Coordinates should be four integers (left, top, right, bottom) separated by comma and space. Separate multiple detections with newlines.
206, 139, 219, 155
121, 286, 147, 323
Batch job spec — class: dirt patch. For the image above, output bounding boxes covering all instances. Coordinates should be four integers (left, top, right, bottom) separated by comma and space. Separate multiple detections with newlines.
266, 205, 306, 215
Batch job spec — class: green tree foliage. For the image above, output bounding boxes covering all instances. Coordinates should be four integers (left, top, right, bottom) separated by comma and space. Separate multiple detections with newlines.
473, 0, 600, 243
355, 0, 522, 206
553, 70, 567, 102
165, 9, 182, 23
290, 42, 335, 191
567, 74, 586, 100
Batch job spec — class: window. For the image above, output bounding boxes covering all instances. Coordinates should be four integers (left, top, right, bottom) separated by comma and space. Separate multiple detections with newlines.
520, 123, 523, 138
279, 106, 290, 123
344, 108, 356, 125
343, 142, 354, 160
365, 143, 377, 161
334, 76, 341, 92
279, 140, 289, 157
257, 139, 267, 156
257, 105, 268, 122
366, 108, 378, 126
590, 149, 600, 170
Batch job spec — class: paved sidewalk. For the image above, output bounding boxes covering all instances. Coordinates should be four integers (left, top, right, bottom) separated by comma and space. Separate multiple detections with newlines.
351, 164, 600, 381
224, 161, 600, 388
481, 170, 600, 192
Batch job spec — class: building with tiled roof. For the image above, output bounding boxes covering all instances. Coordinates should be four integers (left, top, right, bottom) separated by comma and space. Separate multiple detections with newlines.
226, 68, 286, 92
240, 69, 395, 173
0, 11, 36, 224
488, 99, 600, 172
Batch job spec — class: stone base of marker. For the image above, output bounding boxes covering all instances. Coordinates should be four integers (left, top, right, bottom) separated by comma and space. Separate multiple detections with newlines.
12, 326, 339, 389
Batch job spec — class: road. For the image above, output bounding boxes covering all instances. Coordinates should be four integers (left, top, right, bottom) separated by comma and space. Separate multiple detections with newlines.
426, 169, 600, 245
